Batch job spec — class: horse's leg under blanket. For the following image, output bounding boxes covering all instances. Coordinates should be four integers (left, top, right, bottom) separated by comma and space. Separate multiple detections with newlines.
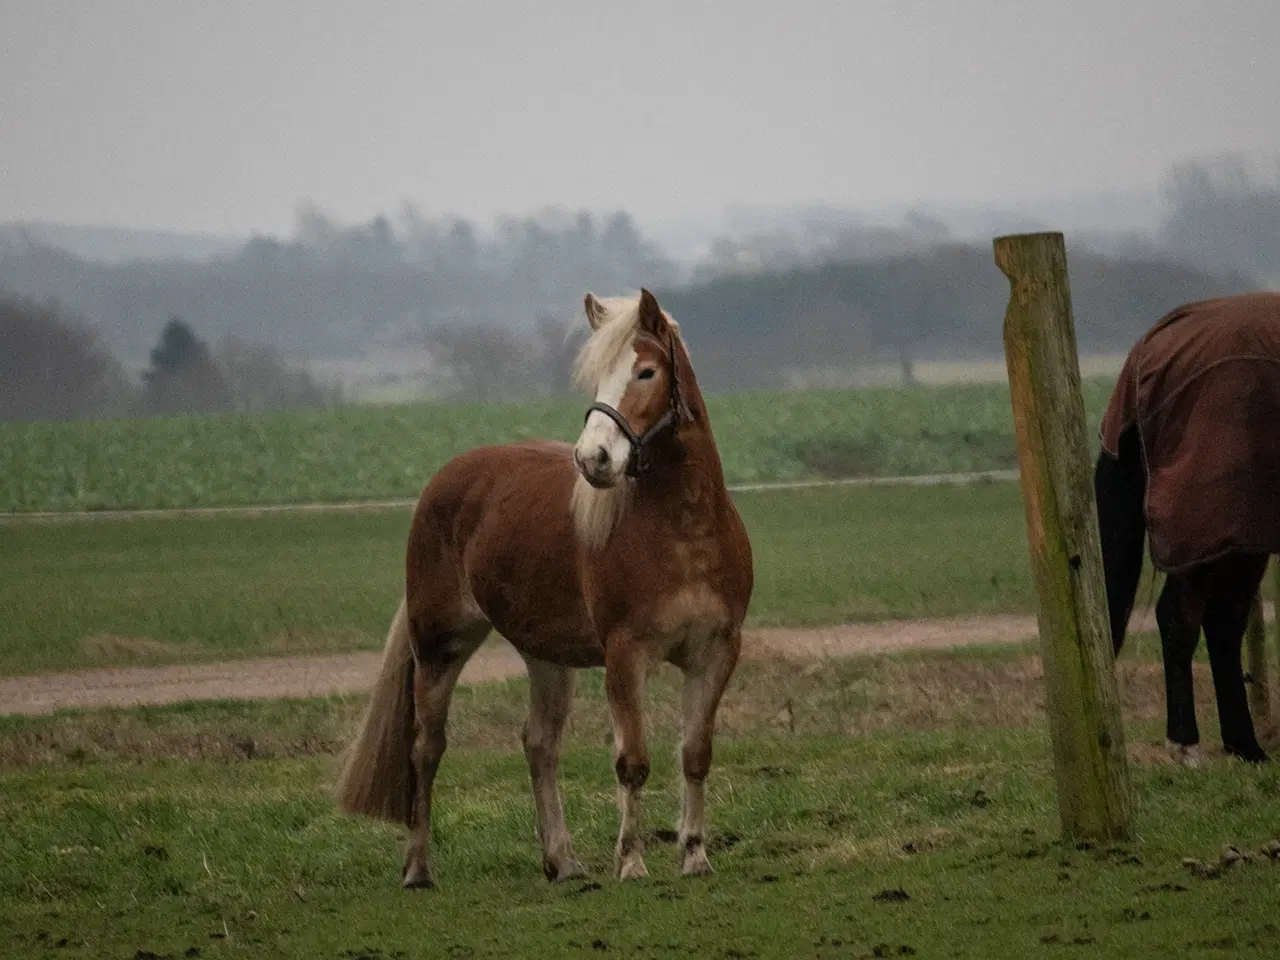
1203, 553, 1271, 763
1156, 573, 1209, 756
1094, 425, 1147, 652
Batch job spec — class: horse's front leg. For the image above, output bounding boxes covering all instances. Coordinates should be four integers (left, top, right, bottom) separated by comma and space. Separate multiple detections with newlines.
604, 636, 650, 881
521, 655, 587, 880
675, 627, 741, 877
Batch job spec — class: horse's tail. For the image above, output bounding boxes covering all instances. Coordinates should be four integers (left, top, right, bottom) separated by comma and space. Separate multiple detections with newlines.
1093, 425, 1147, 653
335, 596, 417, 823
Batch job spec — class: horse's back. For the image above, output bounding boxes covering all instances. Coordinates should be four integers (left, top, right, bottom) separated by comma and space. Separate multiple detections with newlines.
416, 440, 576, 513
1099, 292, 1280, 571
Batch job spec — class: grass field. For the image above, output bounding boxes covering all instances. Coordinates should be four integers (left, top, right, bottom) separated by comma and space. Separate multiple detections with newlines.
6, 381, 1280, 958
0, 378, 1118, 512
2, 649, 1279, 959
0, 483, 1046, 675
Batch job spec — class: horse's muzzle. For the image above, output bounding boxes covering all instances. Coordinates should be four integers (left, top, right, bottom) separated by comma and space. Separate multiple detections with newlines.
574, 451, 620, 489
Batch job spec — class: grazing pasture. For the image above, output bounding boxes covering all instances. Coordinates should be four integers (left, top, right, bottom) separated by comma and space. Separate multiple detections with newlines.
0, 483, 1042, 675
3, 376, 1277, 958
2, 652, 1279, 959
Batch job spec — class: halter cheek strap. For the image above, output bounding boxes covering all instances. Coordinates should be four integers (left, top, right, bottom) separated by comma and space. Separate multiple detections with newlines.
584, 402, 677, 477
582, 329, 688, 478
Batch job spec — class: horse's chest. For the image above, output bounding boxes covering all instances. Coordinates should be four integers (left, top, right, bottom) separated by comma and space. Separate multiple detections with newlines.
644, 580, 733, 665
669, 534, 719, 579
654, 581, 729, 632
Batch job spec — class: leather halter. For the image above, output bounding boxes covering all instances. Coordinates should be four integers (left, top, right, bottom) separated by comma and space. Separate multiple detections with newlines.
583, 328, 689, 478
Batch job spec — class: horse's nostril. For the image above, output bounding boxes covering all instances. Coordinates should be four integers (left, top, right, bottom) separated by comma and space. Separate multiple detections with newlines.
595, 447, 610, 468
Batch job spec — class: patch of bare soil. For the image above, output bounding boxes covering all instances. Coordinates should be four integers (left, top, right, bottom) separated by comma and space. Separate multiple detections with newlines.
0, 608, 1211, 718
4, 621, 1276, 768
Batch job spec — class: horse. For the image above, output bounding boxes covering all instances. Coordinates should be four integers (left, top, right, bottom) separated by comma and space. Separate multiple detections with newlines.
1094, 291, 1280, 765
335, 288, 754, 887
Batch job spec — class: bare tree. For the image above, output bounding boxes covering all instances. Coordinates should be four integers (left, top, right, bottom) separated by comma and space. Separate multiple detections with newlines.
425, 323, 544, 401
215, 336, 343, 411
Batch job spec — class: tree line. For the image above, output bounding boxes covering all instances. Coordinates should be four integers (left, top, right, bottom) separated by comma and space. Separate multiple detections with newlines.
0, 240, 1255, 420
1, 153, 1275, 417
0, 295, 339, 422
0, 208, 679, 366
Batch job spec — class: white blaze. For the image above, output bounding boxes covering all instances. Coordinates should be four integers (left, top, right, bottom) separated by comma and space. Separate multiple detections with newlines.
574, 345, 637, 481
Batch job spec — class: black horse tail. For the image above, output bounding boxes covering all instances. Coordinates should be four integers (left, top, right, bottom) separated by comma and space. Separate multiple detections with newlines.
1093, 425, 1147, 653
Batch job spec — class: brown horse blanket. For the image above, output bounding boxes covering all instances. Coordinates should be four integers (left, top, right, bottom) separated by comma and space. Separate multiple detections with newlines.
1099, 292, 1280, 572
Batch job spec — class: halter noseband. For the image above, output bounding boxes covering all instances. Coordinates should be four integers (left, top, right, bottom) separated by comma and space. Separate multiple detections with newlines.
583, 329, 689, 478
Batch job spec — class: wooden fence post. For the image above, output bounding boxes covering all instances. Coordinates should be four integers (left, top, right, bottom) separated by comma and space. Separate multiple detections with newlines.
1274, 559, 1280, 706
994, 231, 1132, 842
1246, 587, 1269, 720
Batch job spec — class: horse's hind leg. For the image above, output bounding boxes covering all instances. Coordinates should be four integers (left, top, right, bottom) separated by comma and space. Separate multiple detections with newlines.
674, 628, 741, 877
521, 655, 586, 882
1156, 573, 1207, 765
402, 621, 489, 889
604, 636, 651, 881
1203, 554, 1270, 763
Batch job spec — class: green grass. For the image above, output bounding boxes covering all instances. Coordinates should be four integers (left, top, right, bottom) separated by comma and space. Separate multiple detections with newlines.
8, 371, 1279, 957
0, 379, 1118, 512
0, 484, 1044, 675
0, 509, 408, 674
2, 671, 1278, 959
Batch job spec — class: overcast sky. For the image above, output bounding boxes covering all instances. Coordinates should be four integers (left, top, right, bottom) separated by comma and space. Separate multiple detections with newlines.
2, 0, 1277, 236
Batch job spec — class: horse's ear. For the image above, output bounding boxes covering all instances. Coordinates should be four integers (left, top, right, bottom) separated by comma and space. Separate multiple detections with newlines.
638, 288, 667, 336
584, 293, 605, 330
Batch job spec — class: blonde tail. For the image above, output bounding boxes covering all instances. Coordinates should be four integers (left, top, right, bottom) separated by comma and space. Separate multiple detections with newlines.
335, 596, 417, 823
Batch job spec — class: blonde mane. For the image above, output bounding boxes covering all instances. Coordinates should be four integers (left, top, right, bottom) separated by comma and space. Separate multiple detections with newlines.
571, 294, 680, 393
569, 292, 680, 550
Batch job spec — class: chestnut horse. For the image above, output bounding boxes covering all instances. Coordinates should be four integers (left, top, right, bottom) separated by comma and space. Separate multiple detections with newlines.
1095, 292, 1280, 765
335, 289, 753, 887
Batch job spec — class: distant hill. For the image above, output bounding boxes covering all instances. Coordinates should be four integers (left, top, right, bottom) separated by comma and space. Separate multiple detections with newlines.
0, 189, 1262, 397
0, 221, 241, 264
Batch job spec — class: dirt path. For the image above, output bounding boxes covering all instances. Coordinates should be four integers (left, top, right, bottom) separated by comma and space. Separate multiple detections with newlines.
0, 608, 1197, 717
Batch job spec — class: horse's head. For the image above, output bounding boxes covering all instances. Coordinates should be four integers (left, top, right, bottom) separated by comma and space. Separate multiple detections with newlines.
571, 288, 690, 489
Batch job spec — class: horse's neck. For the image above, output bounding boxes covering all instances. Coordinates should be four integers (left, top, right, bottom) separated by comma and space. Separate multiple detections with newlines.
644, 349, 729, 512
644, 421, 729, 518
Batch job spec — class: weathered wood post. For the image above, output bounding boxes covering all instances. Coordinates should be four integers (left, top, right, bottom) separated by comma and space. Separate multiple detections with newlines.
994, 231, 1132, 842
1246, 586, 1269, 719
1274, 559, 1280, 707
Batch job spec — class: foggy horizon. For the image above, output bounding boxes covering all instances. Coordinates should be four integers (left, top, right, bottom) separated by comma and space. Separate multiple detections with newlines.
5, 0, 1279, 237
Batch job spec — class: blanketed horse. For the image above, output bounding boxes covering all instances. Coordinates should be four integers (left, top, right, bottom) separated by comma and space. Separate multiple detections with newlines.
335, 289, 754, 886
1094, 291, 1280, 764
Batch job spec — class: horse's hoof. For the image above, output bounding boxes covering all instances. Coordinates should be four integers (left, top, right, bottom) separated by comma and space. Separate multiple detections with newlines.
616, 854, 649, 881
402, 857, 437, 890
1225, 744, 1269, 764
680, 846, 713, 877
544, 857, 588, 882
1166, 739, 1202, 768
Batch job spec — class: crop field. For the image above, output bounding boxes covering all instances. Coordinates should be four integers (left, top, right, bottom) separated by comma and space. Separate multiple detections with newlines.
4, 378, 1279, 958
0, 378, 1118, 512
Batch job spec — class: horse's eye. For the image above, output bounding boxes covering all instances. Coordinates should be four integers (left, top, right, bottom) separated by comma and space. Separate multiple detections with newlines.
637, 368, 656, 381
